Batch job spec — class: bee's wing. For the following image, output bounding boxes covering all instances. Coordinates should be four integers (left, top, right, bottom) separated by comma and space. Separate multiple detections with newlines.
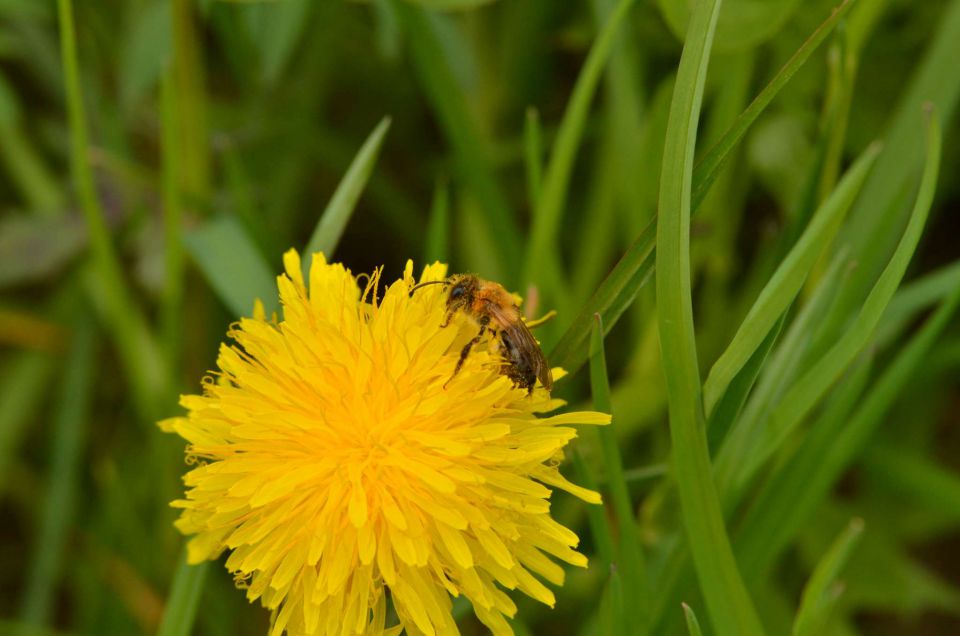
487, 303, 553, 390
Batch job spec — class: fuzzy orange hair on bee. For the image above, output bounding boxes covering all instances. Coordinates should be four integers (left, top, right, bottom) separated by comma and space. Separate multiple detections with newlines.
410, 274, 553, 393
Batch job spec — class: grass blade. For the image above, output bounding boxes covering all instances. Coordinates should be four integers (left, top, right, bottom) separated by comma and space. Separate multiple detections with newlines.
156, 553, 209, 636
303, 116, 392, 266
58, 0, 167, 420
160, 66, 184, 365
792, 519, 865, 636
691, 0, 857, 211
393, 2, 521, 274
523, 106, 542, 210
184, 216, 279, 318
0, 352, 54, 485
550, 1, 852, 377
20, 317, 95, 627
523, 0, 636, 287
737, 278, 960, 583
424, 178, 450, 263
702, 142, 881, 416
655, 0, 764, 632
732, 107, 940, 497
682, 603, 704, 636
590, 314, 647, 623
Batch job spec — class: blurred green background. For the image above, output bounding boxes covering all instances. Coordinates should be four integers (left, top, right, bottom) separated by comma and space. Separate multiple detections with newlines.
2, 0, 959, 634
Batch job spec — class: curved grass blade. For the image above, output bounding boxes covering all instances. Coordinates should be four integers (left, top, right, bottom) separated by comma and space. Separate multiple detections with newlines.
303, 116, 392, 266
20, 318, 95, 627
682, 603, 704, 636
590, 314, 647, 623
702, 141, 881, 416
736, 277, 960, 583
549, 0, 853, 377
655, 0, 764, 632
792, 519, 865, 636
734, 107, 941, 496
523, 0, 636, 286
184, 215, 278, 318
156, 552, 210, 636
691, 0, 857, 211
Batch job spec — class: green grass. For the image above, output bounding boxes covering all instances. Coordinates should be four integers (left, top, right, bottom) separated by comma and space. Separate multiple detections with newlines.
3, 0, 960, 635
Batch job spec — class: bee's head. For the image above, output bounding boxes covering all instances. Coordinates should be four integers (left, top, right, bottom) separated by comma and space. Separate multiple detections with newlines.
445, 274, 478, 309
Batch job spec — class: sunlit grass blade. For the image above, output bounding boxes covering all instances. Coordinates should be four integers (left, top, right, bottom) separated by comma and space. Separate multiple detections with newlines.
791, 518, 864, 636
655, 0, 764, 632
20, 317, 95, 627
691, 0, 856, 211
59, 0, 167, 420
590, 314, 646, 623
303, 116, 392, 267
156, 553, 209, 636
523, 0, 635, 287
184, 216, 278, 317
424, 178, 450, 263
730, 108, 940, 497
682, 603, 704, 636
736, 279, 960, 583
702, 141, 880, 416
393, 1, 521, 274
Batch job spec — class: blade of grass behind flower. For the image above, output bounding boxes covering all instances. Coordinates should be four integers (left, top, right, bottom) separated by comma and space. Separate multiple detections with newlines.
184, 216, 278, 318
58, 0, 167, 419
549, 1, 853, 376
393, 2, 521, 274
156, 551, 209, 636
655, 0, 764, 632
20, 316, 95, 627
523, 0, 635, 288
702, 141, 880, 417
424, 178, 449, 263
524, 106, 542, 210
791, 518, 864, 636
727, 108, 940, 500
590, 314, 646, 624
736, 279, 960, 583
303, 116, 392, 268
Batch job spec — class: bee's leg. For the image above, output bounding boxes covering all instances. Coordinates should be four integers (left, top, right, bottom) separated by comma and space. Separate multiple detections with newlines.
439, 309, 456, 328
445, 317, 490, 388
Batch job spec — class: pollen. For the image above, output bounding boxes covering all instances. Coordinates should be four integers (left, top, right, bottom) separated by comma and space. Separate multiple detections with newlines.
162, 250, 611, 636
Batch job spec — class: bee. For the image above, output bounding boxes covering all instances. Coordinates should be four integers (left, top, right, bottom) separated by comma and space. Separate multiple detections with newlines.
410, 274, 553, 393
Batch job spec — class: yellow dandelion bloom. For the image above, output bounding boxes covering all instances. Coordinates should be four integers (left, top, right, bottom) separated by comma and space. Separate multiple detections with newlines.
162, 250, 610, 636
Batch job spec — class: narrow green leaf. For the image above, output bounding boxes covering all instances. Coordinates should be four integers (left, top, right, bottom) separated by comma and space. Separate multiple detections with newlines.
303, 116, 392, 266
184, 216, 278, 318
737, 279, 960, 583
424, 178, 450, 264
0, 352, 54, 485
875, 259, 960, 346
156, 554, 210, 636
523, 106, 542, 211
590, 314, 647, 622
703, 141, 880, 416
655, 0, 764, 633
20, 317, 95, 627
58, 0, 167, 420
524, 0, 636, 286
570, 449, 616, 569
792, 519, 865, 636
682, 603, 704, 636
864, 445, 960, 526
550, 0, 852, 376
692, 0, 856, 211
731, 108, 940, 498
393, 2, 521, 274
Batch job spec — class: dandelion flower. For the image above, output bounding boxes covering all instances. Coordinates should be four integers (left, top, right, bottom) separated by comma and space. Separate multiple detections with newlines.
162, 250, 610, 636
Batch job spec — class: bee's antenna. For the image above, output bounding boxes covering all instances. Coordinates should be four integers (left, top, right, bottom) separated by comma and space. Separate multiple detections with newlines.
408, 279, 449, 297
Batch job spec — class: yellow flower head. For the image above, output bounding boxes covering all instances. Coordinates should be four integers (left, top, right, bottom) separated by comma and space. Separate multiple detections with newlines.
163, 250, 610, 636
